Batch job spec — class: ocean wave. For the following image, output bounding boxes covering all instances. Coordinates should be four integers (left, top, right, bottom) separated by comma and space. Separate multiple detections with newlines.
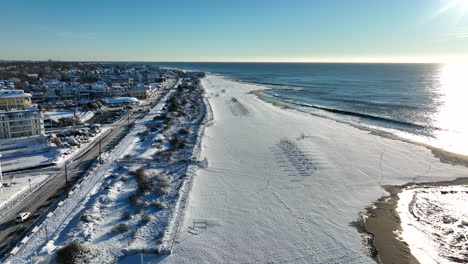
264, 90, 430, 111
278, 98, 438, 131
242, 80, 312, 90
323, 97, 429, 111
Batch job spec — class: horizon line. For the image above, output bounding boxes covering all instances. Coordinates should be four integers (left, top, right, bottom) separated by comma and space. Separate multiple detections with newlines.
0, 59, 455, 64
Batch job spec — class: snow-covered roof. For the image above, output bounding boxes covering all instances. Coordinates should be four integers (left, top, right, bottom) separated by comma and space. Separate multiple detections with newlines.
103, 97, 140, 105
0, 90, 32, 98
0, 107, 39, 113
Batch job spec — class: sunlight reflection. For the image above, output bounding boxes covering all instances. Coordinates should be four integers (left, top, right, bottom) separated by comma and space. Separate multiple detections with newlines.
432, 62, 468, 154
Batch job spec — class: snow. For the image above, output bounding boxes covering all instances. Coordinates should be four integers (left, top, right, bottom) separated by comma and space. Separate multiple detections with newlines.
5, 85, 185, 263
44, 110, 77, 121
0, 138, 57, 172
148, 75, 468, 263
6, 74, 468, 263
0, 123, 110, 173
103, 97, 140, 105
45, 110, 94, 123
0, 174, 49, 212
397, 186, 468, 264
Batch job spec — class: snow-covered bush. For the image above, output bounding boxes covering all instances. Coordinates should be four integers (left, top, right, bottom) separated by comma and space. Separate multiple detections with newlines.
111, 223, 129, 233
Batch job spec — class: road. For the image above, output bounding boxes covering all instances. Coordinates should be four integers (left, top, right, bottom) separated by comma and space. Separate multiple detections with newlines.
0, 83, 175, 258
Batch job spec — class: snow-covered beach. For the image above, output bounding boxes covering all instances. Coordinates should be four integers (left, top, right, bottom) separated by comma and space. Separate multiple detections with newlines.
153, 75, 468, 263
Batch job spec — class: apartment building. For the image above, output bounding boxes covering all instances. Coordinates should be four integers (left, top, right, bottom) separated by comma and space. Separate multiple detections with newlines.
0, 90, 44, 139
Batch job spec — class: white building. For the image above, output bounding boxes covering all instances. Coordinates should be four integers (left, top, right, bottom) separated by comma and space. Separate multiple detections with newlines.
0, 90, 44, 139
128, 84, 157, 99
0, 108, 44, 139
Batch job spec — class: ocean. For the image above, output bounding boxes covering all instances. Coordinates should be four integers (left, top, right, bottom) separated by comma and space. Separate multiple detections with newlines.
153, 62, 468, 155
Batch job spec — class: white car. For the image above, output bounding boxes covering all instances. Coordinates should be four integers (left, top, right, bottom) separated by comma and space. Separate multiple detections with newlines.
15, 212, 31, 223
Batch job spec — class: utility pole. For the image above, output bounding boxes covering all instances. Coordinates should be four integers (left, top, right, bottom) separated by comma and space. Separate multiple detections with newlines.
0, 154, 3, 192
65, 160, 71, 197
44, 224, 49, 242
99, 137, 102, 156
127, 114, 130, 134
64, 162, 68, 186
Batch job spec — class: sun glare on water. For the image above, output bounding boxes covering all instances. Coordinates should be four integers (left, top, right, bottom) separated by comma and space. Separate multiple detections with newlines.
432, 62, 468, 154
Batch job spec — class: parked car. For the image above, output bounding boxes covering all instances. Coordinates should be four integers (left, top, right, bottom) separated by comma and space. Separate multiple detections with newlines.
15, 212, 31, 223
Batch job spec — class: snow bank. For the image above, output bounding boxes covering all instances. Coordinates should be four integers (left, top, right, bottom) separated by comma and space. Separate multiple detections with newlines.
397, 186, 468, 264
155, 75, 468, 263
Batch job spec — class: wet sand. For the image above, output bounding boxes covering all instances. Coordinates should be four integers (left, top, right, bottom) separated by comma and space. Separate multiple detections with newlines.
358, 177, 468, 264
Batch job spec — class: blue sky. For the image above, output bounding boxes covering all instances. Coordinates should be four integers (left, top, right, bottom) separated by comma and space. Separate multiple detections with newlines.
1, 0, 468, 62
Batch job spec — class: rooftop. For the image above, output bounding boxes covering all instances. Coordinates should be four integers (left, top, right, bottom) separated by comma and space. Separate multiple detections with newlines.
0, 90, 32, 98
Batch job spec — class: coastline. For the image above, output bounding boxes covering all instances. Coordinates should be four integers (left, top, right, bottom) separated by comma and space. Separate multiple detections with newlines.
158, 74, 468, 264
251, 88, 468, 169
250, 88, 468, 263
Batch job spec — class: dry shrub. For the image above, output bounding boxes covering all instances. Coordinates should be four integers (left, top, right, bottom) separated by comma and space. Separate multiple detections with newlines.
151, 200, 167, 209
135, 167, 146, 182
155, 174, 170, 187
80, 214, 91, 223
128, 193, 139, 206
178, 128, 189, 135
141, 214, 152, 224
155, 186, 168, 195
122, 211, 132, 220
111, 223, 129, 233
56, 241, 92, 264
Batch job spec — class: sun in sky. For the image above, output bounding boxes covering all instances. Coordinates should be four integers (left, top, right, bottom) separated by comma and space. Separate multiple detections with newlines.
435, 0, 468, 21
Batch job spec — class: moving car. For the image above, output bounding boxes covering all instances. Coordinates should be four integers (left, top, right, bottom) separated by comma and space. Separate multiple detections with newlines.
15, 212, 31, 223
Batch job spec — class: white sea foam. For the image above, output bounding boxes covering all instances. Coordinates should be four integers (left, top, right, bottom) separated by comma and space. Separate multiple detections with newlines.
398, 186, 468, 264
